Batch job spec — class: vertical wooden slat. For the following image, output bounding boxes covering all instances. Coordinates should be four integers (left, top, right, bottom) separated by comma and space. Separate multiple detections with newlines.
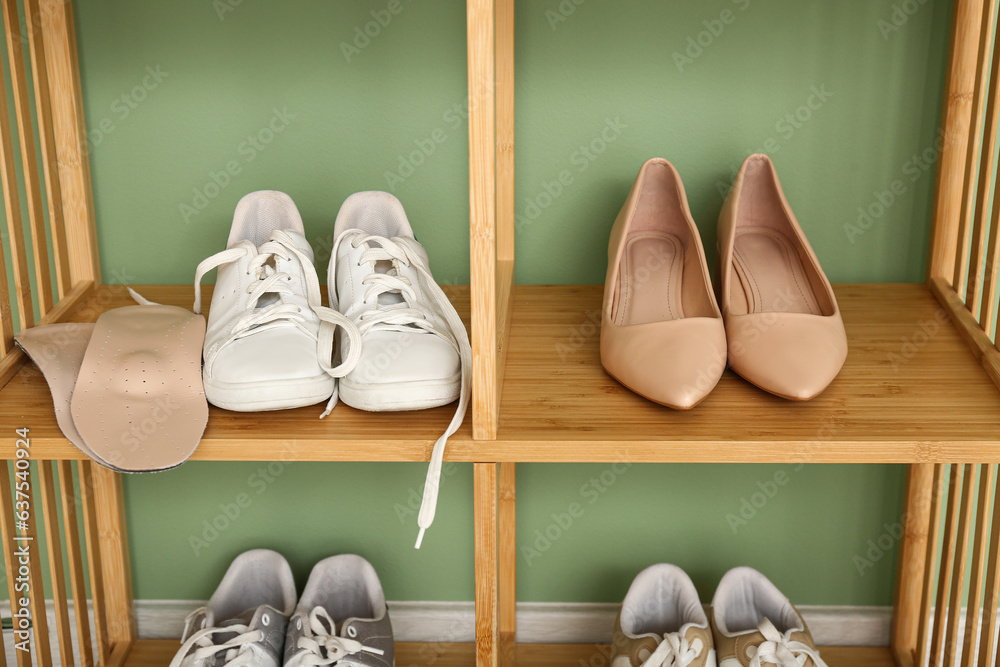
21, 462, 53, 667
954, 0, 999, 295
59, 461, 93, 667
23, 0, 71, 298
931, 465, 964, 666
498, 462, 516, 667
475, 463, 498, 667
3, 0, 54, 315
0, 223, 14, 355
962, 464, 995, 667
89, 465, 135, 647
38, 0, 99, 286
966, 0, 1000, 311
79, 461, 109, 661
944, 465, 978, 666
494, 0, 515, 438
0, 46, 34, 330
893, 464, 937, 665
39, 462, 74, 666
918, 465, 947, 667
930, 0, 987, 282
0, 461, 31, 667
495, 0, 514, 270
977, 466, 1000, 667
981, 165, 1000, 333
469, 0, 499, 440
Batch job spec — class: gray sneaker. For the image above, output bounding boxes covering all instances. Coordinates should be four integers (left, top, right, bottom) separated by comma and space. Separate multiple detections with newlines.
284, 555, 394, 667
170, 549, 297, 667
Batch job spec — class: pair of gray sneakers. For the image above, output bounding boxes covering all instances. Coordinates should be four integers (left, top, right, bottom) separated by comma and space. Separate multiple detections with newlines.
170, 550, 393, 667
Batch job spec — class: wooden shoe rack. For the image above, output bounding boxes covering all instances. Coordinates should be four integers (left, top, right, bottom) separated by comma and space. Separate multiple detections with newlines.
1, 0, 1000, 665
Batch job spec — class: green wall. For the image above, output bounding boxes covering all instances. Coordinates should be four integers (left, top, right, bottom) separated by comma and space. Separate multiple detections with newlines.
65, 0, 951, 605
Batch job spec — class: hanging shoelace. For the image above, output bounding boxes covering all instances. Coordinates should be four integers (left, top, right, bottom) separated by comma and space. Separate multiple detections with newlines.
168, 616, 263, 667
330, 230, 471, 548
194, 230, 362, 413
749, 619, 828, 667
639, 632, 702, 667
286, 607, 385, 667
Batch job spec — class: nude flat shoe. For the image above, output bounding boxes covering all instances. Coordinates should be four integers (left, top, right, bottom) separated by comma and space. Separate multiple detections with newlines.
718, 154, 847, 400
601, 158, 727, 409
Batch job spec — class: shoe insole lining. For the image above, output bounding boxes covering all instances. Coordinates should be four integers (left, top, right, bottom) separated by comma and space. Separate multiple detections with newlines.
731, 227, 820, 316
616, 232, 685, 326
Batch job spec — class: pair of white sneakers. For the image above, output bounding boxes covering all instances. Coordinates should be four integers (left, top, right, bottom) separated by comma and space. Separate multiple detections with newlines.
194, 191, 470, 547
615, 566, 827, 667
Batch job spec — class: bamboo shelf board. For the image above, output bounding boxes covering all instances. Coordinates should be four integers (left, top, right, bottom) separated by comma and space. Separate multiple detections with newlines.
3, 283, 999, 463
0, 284, 473, 462
119, 641, 893, 667
477, 284, 1000, 463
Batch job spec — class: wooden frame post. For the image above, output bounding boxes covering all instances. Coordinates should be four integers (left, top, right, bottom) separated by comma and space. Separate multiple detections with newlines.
88, 465, 136, 650
892, 464, 938, 667
475, 463, 499, 667
38, 0, 99, 287
468, 0, 515, 441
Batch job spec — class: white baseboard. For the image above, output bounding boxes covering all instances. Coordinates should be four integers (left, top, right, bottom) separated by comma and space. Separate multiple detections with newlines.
1, 599, 895, 664
134, 600, 892, 646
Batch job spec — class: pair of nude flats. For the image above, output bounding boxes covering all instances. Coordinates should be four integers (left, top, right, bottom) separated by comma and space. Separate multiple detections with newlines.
601, 154, 848, 409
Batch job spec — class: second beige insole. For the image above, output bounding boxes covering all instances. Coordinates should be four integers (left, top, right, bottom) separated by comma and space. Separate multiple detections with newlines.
732, 226, 820, 315
617, 231, 684, 326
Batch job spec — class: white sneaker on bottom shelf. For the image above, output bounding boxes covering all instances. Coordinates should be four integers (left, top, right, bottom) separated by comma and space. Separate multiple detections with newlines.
328, 191, 471, 547
194, 190, 360, 412
170, 549, 297, 667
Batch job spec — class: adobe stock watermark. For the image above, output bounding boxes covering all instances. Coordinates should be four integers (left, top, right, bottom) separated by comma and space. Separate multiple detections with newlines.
189, 462, 287, 556
545, 0, 588, 31
213, 0, 243, 21
715, 85, 834, 198
844, 130, 945, 244
725, 466, 799, 533
515, 116, 627, 232
382, 90, 491, 190
877, 0, 931, 40
886, 308, 950, 373
520, 458, 633, 566
179, 107, 295, 223
87, 65, 169, 154
340, 0, 412, 63
673, 0, 752, 73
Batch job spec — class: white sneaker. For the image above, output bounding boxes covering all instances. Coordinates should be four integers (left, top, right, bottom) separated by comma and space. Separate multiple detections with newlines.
170, 549, 297, 667
195, 191, 360, 412
328, 191, 471, 547
283, 555, 394, 667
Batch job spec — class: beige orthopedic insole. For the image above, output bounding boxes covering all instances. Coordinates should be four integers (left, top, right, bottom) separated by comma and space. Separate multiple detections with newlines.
15, 323, 97, 459
71, 305, 208, 472
616, 231, 684, 326
732, 226, 820, 315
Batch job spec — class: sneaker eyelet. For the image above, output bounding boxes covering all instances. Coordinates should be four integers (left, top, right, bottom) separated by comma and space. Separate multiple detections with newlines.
347, 626, 357, 638
261, 613, 270, 626
296, 618, 302, 631
746, 645, 757, 659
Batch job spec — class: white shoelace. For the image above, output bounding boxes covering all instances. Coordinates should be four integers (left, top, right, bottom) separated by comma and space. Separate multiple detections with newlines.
287, 607, 385, 666
169, 619, 263, 667
332, 230, 471, 548
194, 230, 362, 413
640, 632, 702, 667
749, 619, 828, 667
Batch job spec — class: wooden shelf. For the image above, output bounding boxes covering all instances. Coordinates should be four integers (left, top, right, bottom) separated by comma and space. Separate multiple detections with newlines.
4, 283, 999, 464
476, 284, 1000, 463
119, 640, 892, 667
0, 285, 473, 462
